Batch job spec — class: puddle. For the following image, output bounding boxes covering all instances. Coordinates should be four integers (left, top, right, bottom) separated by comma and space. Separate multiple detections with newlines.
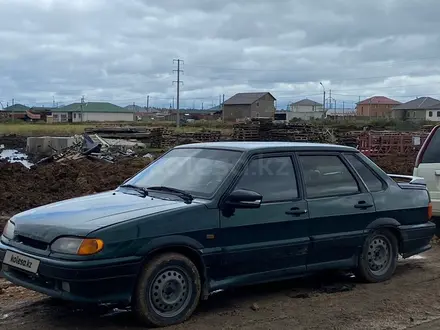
0, 149, 33, 168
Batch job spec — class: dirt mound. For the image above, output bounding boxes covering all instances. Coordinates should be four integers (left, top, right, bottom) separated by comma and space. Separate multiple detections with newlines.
0, 158, 151, 219
0, 134, 27, 150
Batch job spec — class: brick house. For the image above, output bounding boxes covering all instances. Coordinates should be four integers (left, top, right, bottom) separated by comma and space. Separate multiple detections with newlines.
223, 92, 276, 121
356, 96, 401, 118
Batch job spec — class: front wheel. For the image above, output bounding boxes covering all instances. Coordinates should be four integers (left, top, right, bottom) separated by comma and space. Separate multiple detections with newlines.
356, 229, 398, 283
133, 252, 201, 327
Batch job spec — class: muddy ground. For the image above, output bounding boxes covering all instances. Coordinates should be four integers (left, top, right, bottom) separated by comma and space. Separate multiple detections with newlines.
1, 248, 440, 330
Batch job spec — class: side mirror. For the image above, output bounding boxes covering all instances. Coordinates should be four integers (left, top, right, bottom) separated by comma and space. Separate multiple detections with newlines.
224, 189, 262, 209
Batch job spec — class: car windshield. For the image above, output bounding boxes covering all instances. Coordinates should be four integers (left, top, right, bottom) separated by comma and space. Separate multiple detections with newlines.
123, 148, 243, 198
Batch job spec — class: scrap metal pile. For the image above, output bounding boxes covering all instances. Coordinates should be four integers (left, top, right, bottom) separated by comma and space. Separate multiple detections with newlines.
358, 130, 428, 157
34, 133, 149, 166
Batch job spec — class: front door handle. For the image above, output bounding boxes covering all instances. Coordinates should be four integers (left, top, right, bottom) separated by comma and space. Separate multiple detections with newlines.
354, 201, 374, 209
286, 207, 308, 216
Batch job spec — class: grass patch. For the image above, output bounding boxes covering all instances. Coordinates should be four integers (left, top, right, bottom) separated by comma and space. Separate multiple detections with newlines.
0, 123, 91, 136
0, 122, 233, 136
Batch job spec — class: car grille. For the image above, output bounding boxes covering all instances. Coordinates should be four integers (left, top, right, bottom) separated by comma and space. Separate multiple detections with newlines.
14, 235, 49, 251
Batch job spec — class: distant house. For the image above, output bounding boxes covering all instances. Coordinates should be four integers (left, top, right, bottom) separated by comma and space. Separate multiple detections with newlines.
51, 102, 134, 122
223, 92, 276, 121
289, 99, 324, 120
2, 104, 29, 120
356, 96, 401, 118
392, 97, 440, 122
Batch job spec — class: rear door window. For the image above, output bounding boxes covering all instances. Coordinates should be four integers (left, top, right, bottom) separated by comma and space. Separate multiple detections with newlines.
299, 155, 360, 198
345, 154, 384, 192
421, 128, 440, 163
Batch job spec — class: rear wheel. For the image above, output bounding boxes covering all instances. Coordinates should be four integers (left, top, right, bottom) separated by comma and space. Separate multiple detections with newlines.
133, 252, 201, 327
356, 229, 398, 283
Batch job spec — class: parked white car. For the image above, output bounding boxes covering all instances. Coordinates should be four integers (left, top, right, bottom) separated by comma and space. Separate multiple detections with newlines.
414, 125, 440, 232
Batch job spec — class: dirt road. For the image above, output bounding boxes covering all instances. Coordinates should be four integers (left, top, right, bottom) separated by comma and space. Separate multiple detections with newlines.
1, 247, 440, 330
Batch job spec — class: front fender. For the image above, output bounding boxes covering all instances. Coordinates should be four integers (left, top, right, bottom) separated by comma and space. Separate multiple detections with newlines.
135, 235, 204, 256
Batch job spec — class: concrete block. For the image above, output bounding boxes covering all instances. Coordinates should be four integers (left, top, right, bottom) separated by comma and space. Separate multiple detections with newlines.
26, 136, 75, 156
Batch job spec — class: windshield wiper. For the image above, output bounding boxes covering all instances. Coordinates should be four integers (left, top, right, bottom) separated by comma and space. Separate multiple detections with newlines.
119, 184, 149, 197
146, 186, 193, 203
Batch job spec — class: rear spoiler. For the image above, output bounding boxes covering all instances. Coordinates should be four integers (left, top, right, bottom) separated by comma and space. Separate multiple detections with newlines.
387, 174, 426, 186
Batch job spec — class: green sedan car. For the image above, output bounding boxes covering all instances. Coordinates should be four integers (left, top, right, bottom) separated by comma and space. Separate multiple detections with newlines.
1, 142, 436, 327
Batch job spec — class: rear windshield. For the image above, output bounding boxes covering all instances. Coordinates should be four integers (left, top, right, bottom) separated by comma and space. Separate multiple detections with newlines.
421, 128, 440, 164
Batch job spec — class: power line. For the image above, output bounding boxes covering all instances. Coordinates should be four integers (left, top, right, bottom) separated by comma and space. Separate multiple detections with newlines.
185, 55, 440, 72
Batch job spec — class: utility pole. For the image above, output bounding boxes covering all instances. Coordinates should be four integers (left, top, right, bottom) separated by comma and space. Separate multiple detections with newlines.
320, 82, 326, 118
173, 59, 184, 127
368, 98, 371, 119
80, 95, 85, 122
222, 94, 225, 121
146, 95, 149, 111
11, 98, 14, 122
329, 90, 332, 109
342, 101, 345, 119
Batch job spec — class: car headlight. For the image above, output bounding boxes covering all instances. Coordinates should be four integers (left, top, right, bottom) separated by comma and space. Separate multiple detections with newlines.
2, 220, 15, 240
50, 237, 104, 255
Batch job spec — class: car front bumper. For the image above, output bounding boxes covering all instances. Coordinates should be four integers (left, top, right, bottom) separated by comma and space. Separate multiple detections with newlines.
0, 242, 143, 304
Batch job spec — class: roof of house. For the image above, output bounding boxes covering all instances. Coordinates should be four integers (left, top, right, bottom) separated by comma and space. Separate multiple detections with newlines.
392, 97, 440, 110
174, 141, 356, 153
53, 102, 133, 113
224, 92, 275, 105
3, 104, 29, 112
357, 96, 401, 105
292, 98, 322, 106
427, 102, 440, 110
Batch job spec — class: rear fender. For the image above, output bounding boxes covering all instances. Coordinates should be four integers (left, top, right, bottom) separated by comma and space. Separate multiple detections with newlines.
365, 217, 401, 232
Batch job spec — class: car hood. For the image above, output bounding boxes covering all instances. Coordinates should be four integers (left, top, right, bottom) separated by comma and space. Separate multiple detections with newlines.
11, 191, 200, 243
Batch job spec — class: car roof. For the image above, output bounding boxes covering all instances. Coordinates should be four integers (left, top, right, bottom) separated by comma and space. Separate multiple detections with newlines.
174, 141, 357, 153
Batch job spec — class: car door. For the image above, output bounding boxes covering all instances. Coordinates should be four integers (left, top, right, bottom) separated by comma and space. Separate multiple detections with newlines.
297, 152, 376, 270
218, 153, 309, 278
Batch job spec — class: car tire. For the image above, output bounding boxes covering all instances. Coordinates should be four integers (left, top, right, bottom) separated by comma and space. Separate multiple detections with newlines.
133, 252, 201, 327
356, 229, 398, 283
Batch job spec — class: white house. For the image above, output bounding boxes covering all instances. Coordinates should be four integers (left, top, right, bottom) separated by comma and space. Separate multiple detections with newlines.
289, 99, 324, 120
392, 97, 440, 122
51, 102, 134, 123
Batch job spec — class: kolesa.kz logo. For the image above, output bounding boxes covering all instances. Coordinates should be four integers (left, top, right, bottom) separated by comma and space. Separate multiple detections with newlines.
10, 255, 33, 269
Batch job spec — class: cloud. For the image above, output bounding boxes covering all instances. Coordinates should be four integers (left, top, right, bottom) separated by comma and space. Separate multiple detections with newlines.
1, 0, 440, 109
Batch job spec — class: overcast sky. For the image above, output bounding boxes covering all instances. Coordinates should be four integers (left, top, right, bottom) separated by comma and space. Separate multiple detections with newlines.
1, 0, 440, 110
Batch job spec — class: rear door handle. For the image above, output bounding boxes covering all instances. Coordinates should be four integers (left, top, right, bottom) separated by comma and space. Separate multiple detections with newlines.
354, 201, 374, 209
286, 207, 308, 216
